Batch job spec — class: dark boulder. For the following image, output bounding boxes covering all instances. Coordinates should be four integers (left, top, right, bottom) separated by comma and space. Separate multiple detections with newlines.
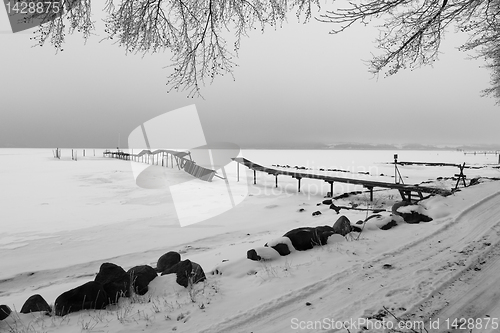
127, 265, 157, 296
161, 259, 205, 287
393, 204, 433, 224
469, 177, 480, 186
312, 211, 322, 216
314, 225, 336, 245
246, 247, 280, 261
322, 199, 333, 205
351, 225, 363, 233
161, 260, 193, 288
156, 251, 181, 273
191, 262, 207, 284
264, 237, 294, 256
283, 228, 316, 251
54, 281, 108, 316
330, 204, 341, 213
401, 211, 433, 224
94, 263, 130, 304
247, 249, 261, 261
0, 305, 11, 320
271, 243, 290, 256
333, 215, 352, 236
20, 294, 51, 314
283, 226, 335, 251
379, 219, 399, 230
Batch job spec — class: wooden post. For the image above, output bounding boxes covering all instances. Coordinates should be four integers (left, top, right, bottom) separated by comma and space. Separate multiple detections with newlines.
237, 162, 239, 182
394, 154, 398, 184
83, 149, 85, 157
253, 170, 256, 184
368, 187, 373, 201
330, 182, 333, 197
454, 163, 467, 189
93, 149, 95, 157
275, 175, 278, 188
297, 177, 301, 192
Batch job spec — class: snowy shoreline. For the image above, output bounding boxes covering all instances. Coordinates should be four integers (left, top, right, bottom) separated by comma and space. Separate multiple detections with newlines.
1, 149, 500, 332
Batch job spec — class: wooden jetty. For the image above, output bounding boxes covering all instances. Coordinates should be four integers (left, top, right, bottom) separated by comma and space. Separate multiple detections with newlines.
393, 161, 461, 167
233, 157, 453, 202
461, 151, 500, 164
463, 151, 499, 155
104, 149, 217, 182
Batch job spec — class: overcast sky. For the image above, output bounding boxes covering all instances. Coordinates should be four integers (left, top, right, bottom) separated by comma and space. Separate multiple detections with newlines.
0, 3, 498, 149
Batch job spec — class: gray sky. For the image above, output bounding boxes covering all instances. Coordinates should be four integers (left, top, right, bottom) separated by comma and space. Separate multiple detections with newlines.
0, 3, 498, 149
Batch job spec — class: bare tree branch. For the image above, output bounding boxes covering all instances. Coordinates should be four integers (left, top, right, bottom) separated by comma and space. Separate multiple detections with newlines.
32, 0, 320, 97
319, 0, 500, 102
30, 0, 500, 102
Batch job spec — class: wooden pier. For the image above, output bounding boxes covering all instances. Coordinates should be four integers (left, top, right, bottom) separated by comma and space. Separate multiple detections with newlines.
233, 157, 453, 202
104, 149, 217, 182
463, 151, 499, 155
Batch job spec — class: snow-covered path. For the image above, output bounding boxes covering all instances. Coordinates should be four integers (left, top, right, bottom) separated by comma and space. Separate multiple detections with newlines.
198, 185, 500, 333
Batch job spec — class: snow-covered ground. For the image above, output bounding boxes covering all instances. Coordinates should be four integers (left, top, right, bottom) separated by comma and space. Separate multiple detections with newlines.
1, 148, 500, 332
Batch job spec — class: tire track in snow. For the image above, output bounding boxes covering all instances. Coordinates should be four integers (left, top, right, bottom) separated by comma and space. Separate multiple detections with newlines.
406, 240, 500, 333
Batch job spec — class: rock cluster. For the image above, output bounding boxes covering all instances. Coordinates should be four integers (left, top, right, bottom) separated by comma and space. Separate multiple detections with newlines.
3, 251, 206, 318
392, 201, 433, 224
156, 251, 206, 288
246, 215, 355, 261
